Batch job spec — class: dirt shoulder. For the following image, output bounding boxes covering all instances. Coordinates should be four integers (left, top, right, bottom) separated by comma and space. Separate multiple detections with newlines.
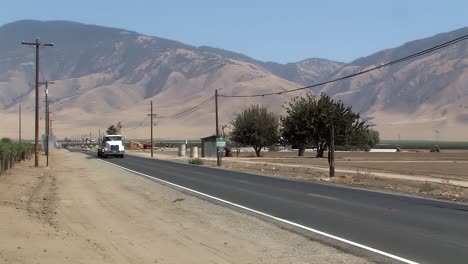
0, 150, 372, 264
127, 150, 468, 203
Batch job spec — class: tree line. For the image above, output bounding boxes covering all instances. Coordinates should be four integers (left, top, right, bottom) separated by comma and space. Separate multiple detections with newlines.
229, 93, 380, 157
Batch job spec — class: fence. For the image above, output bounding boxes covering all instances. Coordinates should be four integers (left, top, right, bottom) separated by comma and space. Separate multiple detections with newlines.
0, 143, 34, 174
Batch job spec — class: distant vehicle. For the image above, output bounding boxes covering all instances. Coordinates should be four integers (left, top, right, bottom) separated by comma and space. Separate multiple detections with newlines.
97, 134, 125, 158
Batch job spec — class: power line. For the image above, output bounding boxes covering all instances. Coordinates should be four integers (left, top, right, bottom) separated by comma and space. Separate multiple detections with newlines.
218, 33, 468, 98
156, 95, 215, 119
122, 116, 150, 131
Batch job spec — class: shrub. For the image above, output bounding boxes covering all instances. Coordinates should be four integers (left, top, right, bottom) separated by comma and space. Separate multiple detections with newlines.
0, 137, 12, 143
0, 142, 34, 174
361, 144, 371, 152
188, 158, 204, 165
419, 181, 437, 193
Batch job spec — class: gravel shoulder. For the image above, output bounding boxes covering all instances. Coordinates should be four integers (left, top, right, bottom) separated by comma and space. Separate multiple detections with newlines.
0, 150, 373, 264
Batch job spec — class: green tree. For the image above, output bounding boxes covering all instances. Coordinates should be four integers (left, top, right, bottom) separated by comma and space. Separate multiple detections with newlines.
366, 129, 380, 147
106, 121, 123, 135
280, 95, 316, 156
116, 121, 123, 134
230, 105, 279, 157
281, 93, 367, 157
106, 125, 117, 135
346, 127, 380, 149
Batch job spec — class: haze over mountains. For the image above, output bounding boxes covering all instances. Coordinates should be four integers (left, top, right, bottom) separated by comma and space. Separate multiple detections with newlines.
0, 20, 467, 140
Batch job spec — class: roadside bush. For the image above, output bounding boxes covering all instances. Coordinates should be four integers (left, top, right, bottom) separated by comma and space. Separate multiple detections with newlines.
188, 158, 204, 165
419, 181, 437, 193
361, 144, 371, 152
0, 142, 34, 174
1, 137, 12, 143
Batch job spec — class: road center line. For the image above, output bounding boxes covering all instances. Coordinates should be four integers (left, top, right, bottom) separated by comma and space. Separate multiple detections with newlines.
306, 193, 338, 200
97, 158, 419, 264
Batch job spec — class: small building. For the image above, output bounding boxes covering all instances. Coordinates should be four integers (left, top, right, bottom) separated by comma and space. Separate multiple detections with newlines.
201, 135, 223, 158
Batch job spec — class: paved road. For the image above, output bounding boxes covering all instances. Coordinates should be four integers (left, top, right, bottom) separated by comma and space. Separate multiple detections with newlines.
89, 153, 468, 264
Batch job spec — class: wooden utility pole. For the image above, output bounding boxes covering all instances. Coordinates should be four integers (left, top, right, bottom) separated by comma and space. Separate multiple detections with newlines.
41, 81, 54, 142
40, 81, 54, 165
147, 101, 157, 158
45, 108, 54, 167
49, 119, 53, 135
329, 124, 335, 177
19, 104, 22, 144
46, 109, 50, 167
22, 37, 53, 167
215, 89, 221, 166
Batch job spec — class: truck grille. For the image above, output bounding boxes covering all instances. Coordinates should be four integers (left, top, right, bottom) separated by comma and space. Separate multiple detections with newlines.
110, 145, 119, 151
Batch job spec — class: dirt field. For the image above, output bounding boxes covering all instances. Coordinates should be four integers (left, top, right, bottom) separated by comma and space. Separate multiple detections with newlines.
0, 150, 372, 264
252, 150, 468, 180
133, 149, 468, 203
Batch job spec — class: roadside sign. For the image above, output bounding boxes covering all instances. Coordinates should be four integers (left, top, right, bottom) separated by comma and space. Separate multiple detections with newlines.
216, 137, 226, 147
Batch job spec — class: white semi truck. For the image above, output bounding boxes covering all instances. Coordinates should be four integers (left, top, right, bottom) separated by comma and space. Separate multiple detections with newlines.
98, 134, 125, 158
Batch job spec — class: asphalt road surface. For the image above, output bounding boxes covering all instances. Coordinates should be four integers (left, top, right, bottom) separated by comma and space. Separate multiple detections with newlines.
87, 152, 468, 264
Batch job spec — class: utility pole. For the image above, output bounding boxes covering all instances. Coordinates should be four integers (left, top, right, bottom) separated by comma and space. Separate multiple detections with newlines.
19, 104, 22, 144
42, 101, 54, 167
22, 37, 54, 167
40, 81, 54, 142
329, 124, 335, 177
46, 110, 51, 167
40, 81, 54, 164
147, 101, 157, 158
45, 108, 54, 167
49, 118, 53, 135
215, 89, 221, 166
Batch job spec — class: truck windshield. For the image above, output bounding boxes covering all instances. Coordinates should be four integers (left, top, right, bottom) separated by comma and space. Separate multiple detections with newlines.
105, 136, 122, 141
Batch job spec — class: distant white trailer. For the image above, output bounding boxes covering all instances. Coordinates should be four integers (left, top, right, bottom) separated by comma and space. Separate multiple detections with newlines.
369, 149, 398, 153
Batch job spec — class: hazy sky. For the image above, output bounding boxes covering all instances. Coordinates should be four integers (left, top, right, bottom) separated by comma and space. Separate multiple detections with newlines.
1, 0, 467, 63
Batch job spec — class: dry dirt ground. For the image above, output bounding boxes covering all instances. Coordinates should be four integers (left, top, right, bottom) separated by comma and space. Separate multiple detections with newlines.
0, 150, 373, 264
132, 149, 468, 203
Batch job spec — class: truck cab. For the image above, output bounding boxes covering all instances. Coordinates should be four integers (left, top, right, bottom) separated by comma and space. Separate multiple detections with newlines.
98, 134, 125, 158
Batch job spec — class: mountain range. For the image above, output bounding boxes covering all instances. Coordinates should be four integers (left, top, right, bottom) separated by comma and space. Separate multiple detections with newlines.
0, 20, 467, 141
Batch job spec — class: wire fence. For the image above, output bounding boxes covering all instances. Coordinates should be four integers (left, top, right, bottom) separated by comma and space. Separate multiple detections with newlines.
0, 142, 34, 174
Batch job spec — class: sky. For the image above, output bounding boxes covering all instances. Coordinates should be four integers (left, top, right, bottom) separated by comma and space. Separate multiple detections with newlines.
1, 0, 467, 63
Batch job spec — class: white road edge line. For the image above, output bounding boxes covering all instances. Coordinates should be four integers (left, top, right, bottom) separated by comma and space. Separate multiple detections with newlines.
98, 159, 419, 264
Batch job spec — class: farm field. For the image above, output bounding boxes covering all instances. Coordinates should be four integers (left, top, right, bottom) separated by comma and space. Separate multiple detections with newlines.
241, 150, 468, 181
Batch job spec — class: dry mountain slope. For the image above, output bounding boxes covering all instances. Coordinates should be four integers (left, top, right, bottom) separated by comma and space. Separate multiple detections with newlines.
197, 46, 345, 85
0, 20, 467, 140
315, 27, 468, 140
0, 20, 321, 139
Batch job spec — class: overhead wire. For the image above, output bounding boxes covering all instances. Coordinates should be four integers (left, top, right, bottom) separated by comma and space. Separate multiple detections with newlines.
218, 33, 468, 98
28, 33, 467, 128
122, 116, 150, 131
156, 95, 215, 119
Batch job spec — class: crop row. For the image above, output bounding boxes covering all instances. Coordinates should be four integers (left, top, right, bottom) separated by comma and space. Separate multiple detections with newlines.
0, 143, 34, 174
